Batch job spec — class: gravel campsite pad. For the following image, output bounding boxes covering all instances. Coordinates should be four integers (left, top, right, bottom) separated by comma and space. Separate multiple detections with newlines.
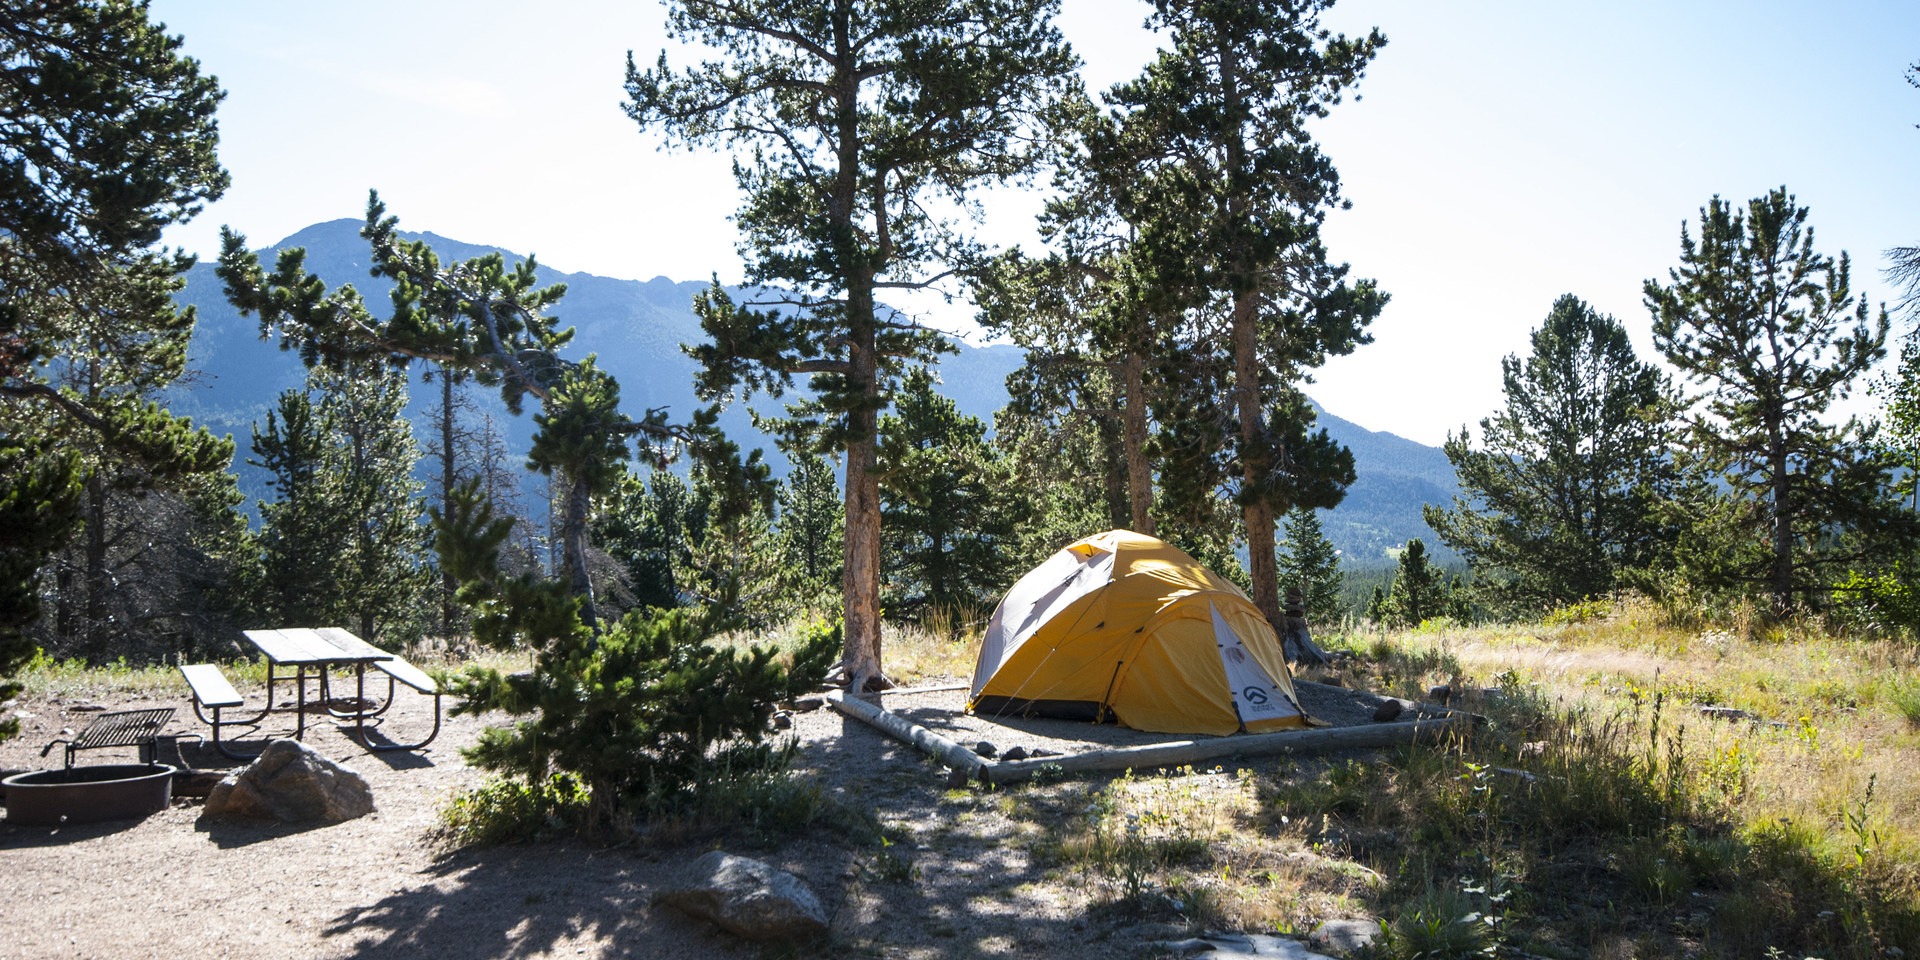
0, 676, 1409, 958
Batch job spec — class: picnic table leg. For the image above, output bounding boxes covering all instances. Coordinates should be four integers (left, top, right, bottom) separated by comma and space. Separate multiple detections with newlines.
294, 665, 310, 739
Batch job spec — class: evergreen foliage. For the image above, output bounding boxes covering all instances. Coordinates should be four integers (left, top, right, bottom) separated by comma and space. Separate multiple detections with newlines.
1278, 508, 1343, 625
1, 0, 236, 662
1426, 295, 1677, 614
436, 481, 835, 824
0, 438, 82, 740
1370, 539, 1461, 628
877, 369, 1022, 619
594, 467, 696, 612
625, 0, 1079, 689
776, 452, 845, 608
1098, 0, 1388, 630
1646, 188, 1908, 613
219, 197, 759, 628
251, 363, 429, 645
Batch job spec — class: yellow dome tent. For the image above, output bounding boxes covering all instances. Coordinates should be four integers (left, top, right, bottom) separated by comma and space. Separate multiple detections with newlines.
968, 530, 1308, 736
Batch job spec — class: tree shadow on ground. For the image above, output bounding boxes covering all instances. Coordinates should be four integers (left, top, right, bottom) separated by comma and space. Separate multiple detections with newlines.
793, 703, 1119, 957
322, 844, 762, 960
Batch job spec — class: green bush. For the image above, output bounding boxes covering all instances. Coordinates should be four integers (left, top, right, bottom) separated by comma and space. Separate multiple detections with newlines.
437, 481, 837, 831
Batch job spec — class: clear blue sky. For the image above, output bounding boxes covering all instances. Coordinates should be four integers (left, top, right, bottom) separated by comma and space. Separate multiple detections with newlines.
150, 0, 1919, 446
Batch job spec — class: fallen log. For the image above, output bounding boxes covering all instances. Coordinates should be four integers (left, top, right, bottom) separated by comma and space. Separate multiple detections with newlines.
980, 715, 1473, 785
825, 690, 986, 784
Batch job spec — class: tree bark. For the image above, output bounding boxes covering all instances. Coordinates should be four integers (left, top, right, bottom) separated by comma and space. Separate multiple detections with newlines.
1121, 350, 1155, 535
562, 471, 597, 629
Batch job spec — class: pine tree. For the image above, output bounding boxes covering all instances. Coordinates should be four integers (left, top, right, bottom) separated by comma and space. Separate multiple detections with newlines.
435, 481, 836, 827
1279, 508, 1343, 625
2, 2, 234, 660
220, 197, 754, 629
878, 369, 1023, 619
1646, 188, 1908, 613
1102, 0, 1387, 630
251, 363, 428, 645
0, 438, 82, 740
1425, 295, 1677, 614
625, 0, 1079, 690
776, 453, 845, 608
1379, 539, 1446, 629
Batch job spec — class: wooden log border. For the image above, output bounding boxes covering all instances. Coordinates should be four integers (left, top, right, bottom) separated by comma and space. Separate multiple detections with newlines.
826, 690, 1475, 786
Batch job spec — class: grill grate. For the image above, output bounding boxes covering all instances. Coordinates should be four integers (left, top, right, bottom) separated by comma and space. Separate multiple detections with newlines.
44, 707, 177, 768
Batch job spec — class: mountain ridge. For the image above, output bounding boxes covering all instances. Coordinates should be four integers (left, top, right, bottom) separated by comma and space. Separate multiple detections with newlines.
168, 219, 1455, 567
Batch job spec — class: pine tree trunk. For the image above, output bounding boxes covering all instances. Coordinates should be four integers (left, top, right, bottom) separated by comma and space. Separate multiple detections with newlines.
437, 371, 459, 639
1233, 288, 1283, 628
1217, 37, 1284, 630
843, 427, 884, 689
563, 471, 597, 628
1122, 351, 1155, 536
1768, 420, 1793, 616
82, 470, 110, 661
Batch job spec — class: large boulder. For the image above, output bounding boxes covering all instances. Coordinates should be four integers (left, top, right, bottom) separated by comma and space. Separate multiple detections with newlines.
653, 851, 828, 942
203, 739, 374, 822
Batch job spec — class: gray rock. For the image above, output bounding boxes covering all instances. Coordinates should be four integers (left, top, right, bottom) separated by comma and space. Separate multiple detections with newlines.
1147, 933, 1333, 959
203, 739, 373, 822
1000, 745, 1029, 761
973, 740, 998, 758
1307, 918, 1380, 955
654, 851, 828, 942
790, 695, 827, 713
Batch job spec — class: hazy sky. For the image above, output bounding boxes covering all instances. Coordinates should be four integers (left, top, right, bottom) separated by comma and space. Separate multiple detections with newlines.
149, 1, 1919, 446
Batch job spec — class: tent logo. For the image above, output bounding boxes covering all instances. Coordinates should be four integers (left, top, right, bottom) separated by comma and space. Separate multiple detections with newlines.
1242, 686, 1270, 705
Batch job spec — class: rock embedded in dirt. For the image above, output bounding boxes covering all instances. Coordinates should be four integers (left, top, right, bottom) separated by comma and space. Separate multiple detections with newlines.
1307, 918, 1379, 955
790, 695, 826, 713
973, 740, 998, 758
654, 850, 828, 942
202, 738, 374, 822
1000, 746, 1029, 761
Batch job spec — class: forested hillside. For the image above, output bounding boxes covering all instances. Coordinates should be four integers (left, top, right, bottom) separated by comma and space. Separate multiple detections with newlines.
164, 219, 1453, 564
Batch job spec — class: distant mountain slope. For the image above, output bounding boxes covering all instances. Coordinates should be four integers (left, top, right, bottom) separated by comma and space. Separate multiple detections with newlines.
168, 220, 1451, 565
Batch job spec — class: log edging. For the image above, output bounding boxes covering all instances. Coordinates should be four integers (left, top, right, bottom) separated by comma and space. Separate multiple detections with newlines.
825, 690, 1474, 786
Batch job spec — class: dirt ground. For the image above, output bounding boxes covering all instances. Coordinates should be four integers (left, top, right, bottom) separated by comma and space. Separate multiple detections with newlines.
0, 675, 1408, 960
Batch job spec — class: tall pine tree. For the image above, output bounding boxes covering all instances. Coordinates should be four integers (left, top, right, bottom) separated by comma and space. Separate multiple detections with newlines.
625, 0, 1079, 690
1101, 0, 1387, 631
1646, 189, 1907, 613
1426, 295, 1677, 613
2, 1, 234, 661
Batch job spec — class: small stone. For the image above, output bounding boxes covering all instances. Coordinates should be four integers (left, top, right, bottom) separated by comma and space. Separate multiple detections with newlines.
1000, 746, 1029, 762
771, 712, 793, 730
973, 741, 998, 758
1371, 699, 1404, 723
789, 695, 826, 713
1308, 918, 1380, 955
1028, 747, 1059, 758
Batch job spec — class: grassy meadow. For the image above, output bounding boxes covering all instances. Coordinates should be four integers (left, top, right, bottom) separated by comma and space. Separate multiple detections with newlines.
13, 600, 1919, 957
